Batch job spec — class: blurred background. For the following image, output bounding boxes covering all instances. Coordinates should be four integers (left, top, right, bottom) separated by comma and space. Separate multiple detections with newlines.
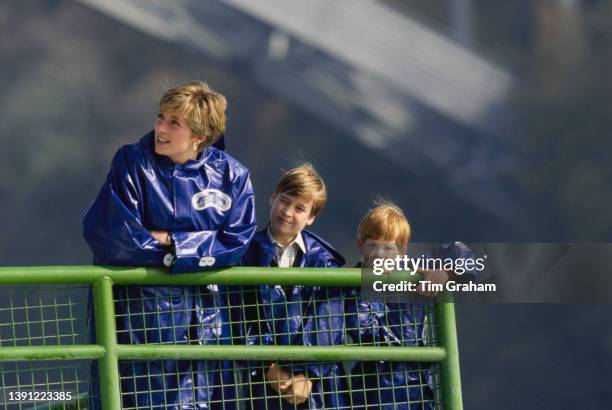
1, 0, 611, 407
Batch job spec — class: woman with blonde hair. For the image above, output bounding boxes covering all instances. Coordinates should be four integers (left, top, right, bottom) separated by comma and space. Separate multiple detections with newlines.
83, 81, 256, 409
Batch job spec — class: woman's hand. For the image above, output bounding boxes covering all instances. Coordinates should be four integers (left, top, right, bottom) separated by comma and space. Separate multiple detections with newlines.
150, 230, 172, 247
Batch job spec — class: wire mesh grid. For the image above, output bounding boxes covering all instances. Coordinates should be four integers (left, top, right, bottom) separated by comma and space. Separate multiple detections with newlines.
0, 361, 93, 410
0, 286, 94, 409
1, 282, 445, 409
114, 285, 442, 409
0, 286, 90, 347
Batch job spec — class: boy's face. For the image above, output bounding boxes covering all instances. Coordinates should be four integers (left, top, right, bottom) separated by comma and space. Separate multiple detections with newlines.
357, 238, 406, 267
269, 193, 316, 244
154, 111, 205, 164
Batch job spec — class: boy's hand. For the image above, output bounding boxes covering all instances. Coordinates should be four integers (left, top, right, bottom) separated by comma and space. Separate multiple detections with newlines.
417, 269, 450, 298
283, 373, 312, 405
265, 362, 292, 393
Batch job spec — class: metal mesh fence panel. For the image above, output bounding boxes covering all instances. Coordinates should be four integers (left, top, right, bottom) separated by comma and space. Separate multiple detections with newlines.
0, 268, 458, 410
0, 286, 94, 410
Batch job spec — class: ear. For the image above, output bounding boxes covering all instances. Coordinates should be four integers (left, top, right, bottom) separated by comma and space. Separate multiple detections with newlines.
399, 243, 408, 255
192, 134, 207, 145
305, 213, 316, 227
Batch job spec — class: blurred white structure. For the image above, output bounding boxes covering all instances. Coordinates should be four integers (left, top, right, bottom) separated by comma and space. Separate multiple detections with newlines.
78, 0, 520, 221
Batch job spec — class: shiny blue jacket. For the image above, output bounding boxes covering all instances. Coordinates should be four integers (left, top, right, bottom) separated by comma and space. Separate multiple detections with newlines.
83, 131, 257, 409
83, 131, 256, 273
346, 242, 476, 410
237, 228, 347, 410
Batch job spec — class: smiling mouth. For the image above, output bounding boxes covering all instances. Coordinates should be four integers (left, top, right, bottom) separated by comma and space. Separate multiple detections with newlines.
278, 217, 291, 225
156, 135, 170, 144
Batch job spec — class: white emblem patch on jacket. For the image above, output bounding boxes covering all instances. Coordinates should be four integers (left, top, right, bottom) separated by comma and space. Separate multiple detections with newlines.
199, 256, 216, 267
192, 189, 232, 212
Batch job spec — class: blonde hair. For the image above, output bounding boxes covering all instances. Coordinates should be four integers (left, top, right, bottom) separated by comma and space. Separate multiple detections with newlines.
159, 81, 227, 151
357, 201, 411, 248
274, 163, 327, 217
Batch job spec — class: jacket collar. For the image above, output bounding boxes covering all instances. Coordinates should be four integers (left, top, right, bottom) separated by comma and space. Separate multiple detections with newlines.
266, 227, 307, 254
253, 226, 345, 267
301, 229, 346, 267
139, 130, 219, 171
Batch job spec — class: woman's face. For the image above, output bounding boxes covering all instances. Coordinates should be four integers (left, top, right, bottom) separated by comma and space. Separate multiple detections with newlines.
154, 111, 205, 164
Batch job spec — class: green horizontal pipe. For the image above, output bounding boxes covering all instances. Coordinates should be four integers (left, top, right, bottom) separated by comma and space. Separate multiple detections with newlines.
116, 345, 446, 362
0, 266, 363, 286
0, 345, 105, 361
0, 344, 446, 363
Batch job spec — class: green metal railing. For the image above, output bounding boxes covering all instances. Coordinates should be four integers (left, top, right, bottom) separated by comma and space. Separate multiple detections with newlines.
0, 266, 462, 409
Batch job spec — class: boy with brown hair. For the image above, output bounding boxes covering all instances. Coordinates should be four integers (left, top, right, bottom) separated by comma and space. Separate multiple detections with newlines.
239, 163, 347, 409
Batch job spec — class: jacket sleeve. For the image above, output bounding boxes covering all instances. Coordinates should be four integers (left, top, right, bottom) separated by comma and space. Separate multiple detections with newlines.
83, 147, 167, 266
169, 169, 257, 274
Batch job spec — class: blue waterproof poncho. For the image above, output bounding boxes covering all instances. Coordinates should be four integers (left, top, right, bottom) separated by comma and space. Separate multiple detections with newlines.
237, 228, 346, 410
346, 242, 476, 410
83, 131, 256, 409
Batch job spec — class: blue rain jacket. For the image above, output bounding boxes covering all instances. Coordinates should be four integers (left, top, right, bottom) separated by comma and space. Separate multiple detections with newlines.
346, 242, 476, 410
83, 131, 257, 410
238, 228, 347, 410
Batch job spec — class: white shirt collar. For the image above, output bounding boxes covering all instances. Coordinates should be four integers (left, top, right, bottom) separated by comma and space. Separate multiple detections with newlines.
267, 226, 307, 253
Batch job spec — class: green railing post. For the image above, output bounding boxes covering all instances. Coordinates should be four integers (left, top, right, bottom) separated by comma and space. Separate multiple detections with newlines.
435, 302, 463, 410
93, 277, 121, 410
